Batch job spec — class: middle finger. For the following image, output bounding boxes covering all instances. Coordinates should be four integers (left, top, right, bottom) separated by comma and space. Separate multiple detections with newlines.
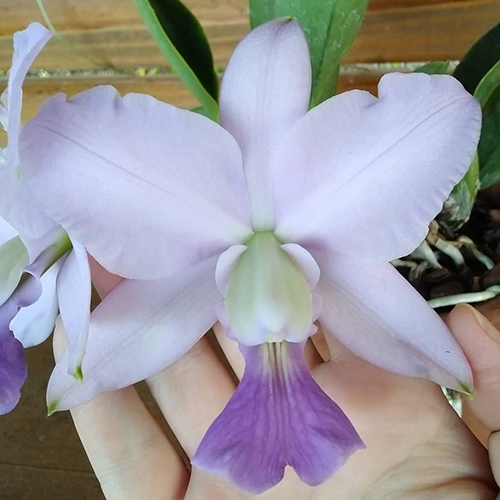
146, 335, 236, 458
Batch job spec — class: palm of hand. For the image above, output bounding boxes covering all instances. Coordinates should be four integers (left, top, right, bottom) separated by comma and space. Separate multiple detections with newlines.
187, 346, 494, 500
64, 303, 500, 500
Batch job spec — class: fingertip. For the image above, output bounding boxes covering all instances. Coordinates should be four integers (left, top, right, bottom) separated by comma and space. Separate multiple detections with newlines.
318, 321, 356, 363
450, 303, 500, 343
213, 322, 245, 379
488, 431, 500, 486
447, 303, 500, 431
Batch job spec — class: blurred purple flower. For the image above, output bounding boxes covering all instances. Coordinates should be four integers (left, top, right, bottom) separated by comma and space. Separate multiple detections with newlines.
0, 24, 92, 413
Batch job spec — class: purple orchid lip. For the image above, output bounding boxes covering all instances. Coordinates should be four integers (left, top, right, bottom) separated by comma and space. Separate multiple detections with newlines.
192, 341, 364, 494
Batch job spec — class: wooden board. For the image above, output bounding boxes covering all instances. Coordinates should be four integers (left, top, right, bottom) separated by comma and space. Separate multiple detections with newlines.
11, 71, 381, 126
0, 339, 103, 499
0, 0, 498, 71
0, 336, 178, 500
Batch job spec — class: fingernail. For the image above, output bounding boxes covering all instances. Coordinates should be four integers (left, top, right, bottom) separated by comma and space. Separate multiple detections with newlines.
455, 303, 500, 343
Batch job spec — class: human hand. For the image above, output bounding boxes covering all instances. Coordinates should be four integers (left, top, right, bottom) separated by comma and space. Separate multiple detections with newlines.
54, 270, 500, 500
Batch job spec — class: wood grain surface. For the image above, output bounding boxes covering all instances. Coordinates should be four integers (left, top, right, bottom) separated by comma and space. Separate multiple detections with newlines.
11, 71, 382, 126
0, 0, 498, 71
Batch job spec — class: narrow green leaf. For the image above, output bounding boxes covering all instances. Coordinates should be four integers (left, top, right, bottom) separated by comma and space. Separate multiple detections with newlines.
191, 106, 214, 118
453, 22, 500, 94
439, 154, 480, 231
249, 0, 369, 107
414, 61, 450, 75
475, 60, 500, 189
134, 0, 219, 120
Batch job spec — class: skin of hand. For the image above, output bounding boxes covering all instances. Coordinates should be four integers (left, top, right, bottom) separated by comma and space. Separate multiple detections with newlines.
51, 263, 500, 500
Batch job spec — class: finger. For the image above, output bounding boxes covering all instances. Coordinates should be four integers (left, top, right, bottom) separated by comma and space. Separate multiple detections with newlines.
88, 256, 124, 298
310, 326, 330, 362
319, 321, 357, 363
447, 304, 500, 487
303, 337, 324, 369
146, 335, 236, 458
213, 322, 244, 379
53, 319, 188, 500
446, 304, 500, 431
462, 403, 489, 446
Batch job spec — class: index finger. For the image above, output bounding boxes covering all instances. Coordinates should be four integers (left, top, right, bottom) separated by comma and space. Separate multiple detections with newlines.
447, 304, 500, 488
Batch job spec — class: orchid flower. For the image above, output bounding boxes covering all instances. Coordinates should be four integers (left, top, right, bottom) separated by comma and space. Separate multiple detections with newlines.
0, 23, 92, 414
19, 19, 480, 493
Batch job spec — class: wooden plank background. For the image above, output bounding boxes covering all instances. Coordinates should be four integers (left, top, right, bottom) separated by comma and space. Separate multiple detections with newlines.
0, 0, 499, 123
1, 0, 499, 71
0, 0, 499, 498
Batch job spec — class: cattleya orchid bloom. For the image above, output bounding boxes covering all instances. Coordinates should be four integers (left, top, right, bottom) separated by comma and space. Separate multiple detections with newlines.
0, 23, 92, 413
19, 19, 480, 493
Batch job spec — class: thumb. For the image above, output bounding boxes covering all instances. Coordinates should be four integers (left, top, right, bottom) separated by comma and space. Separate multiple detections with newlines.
447, 303, 500, 487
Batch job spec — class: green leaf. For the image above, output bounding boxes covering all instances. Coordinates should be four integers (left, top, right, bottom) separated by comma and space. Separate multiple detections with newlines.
439, 154, 480, 231
413, 61, 450, 75
475, 60, 500, 189
249, 0, 369, 107
191, 106, 215, 118
415, 61, 477, 229
134, 0, 219, 121
453, 22, 500, 94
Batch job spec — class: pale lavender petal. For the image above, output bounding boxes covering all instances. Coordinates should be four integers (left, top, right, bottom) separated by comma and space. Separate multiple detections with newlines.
47, 256, 219, 412
315, 252, 472, 393
2, 23, 52, 173
193, 341, 364, 494
219, 18, 311, 229
11, 260, 61, 348
21, 87, 252, 280
8, 232, 71, 348
0, 216, 17, 245
273, 73, 481, 261
0, 23, 57, 241
3, 233, 69, 337
312, 293, 323, 322
0, 171, 59, 245
215, 244, 247, 295
56, 241, 91, 378
21, 227, 67, 266
281, 243, 320, 289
